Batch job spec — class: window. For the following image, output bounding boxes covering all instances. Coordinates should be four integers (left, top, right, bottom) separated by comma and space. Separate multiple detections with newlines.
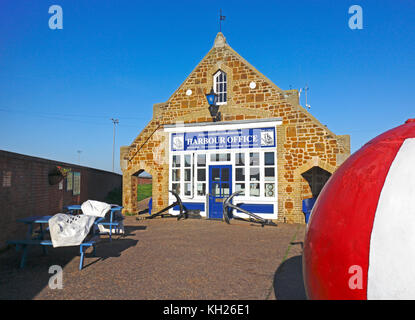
184, 169, 191, 181
73, 172, 81, 196
249, 152, 260, 166
234, 150, 277, 199
172, 169, 180, 182
197, 154, 206, 167
250, 183, 260, 197
249, 152, 260, 197
196, 154, 206, 196
264, 168, 275, 181
264, 152, 275, 166
236, 168, 245, 181
265, 183, 275, 198
214, 70, 227, 104
210, 153, 230, 162
173, 155, 180, 167
235, 153, 245, 166
264, 152, 276, 197
197, 169, 206, 181
171, 150, 277, 200
2, 171, 12, 187
184, 183, 191, 196
250, 168, 260, 181
235, 183, 245, 196
172, 183, 180, 195
66, 172, 73, 191
197, 183, 206, 196
235, 163, 245, 196
184, 155, 191, 167
171, 154, 193, 197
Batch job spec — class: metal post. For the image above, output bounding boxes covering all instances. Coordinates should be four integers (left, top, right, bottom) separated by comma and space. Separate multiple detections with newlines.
77, 150, 82, 165
111, 118, 119, 172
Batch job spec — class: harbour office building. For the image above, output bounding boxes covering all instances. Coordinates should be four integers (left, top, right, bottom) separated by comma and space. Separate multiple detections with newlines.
120, 33, 350, 224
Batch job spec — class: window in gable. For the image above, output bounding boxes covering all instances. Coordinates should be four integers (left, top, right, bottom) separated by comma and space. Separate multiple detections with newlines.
213, 70, 227, 104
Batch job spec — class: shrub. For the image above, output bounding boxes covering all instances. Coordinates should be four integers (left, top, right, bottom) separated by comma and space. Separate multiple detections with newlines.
105, 187, 122, 205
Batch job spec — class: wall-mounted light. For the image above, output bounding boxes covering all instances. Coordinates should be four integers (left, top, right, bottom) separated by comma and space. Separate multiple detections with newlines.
205, 87, 221, 122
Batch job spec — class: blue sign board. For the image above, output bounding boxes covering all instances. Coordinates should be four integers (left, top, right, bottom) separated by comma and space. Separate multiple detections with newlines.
171, 127, 275, 151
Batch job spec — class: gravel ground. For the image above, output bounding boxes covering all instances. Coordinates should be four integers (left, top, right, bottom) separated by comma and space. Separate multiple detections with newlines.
0, 217, 306, 300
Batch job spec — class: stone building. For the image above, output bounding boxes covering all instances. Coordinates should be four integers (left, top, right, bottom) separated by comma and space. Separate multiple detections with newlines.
120, 32, 350, 224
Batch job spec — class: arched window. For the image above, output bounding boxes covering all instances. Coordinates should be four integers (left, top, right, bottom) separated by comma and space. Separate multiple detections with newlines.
213, 70, 227, 104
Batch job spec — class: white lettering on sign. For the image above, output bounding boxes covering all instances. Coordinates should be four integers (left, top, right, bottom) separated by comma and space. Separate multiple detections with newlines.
174, 127, 274, 151
186, 133, 258, 146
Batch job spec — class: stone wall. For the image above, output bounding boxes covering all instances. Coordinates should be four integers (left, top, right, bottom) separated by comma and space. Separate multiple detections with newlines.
121, 33, 350, 223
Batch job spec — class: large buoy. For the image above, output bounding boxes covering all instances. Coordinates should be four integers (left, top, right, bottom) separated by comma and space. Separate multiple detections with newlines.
303, 119, 415, 299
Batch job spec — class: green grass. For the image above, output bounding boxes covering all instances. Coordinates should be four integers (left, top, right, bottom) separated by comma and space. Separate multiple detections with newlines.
137, 184, 152, 202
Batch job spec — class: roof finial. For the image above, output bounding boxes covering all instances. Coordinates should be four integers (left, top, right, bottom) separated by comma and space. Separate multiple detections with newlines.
214, 32, 227, 48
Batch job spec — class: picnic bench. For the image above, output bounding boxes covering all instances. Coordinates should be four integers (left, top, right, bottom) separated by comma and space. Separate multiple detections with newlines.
7, 214, 103, 270
7, 238, 98, 270
7, 205, 124, 270
94, 205, 124, 241
65, 204, 124, 241
63, 204, 82, 215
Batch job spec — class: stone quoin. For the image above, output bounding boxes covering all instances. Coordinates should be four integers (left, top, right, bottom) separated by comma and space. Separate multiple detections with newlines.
120, 32, 350, 223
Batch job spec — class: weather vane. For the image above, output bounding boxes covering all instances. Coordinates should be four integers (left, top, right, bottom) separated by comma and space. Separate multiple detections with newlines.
298, 84, 311, 109
219, 9, 226, 32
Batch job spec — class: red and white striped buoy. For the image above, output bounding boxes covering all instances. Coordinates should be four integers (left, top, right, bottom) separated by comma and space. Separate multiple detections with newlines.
303, 119, 415, 299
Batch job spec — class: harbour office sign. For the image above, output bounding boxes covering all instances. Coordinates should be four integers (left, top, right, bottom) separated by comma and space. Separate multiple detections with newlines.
171, 127, 275, 151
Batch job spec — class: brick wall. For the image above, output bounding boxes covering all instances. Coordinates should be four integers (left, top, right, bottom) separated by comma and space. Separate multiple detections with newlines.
137, 177, 152, 185
120, 33, 350, 223
0, 150, 122, 249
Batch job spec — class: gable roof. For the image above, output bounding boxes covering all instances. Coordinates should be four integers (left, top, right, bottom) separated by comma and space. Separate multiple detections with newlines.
165, 32, 283, 103
162, 32, 338, 137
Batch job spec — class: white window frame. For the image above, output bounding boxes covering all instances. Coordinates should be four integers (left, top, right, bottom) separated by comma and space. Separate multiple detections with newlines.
213, 70, 227, 105
263, 151, 276, 198
166, 119, 282, 219
196, 154, 207, 197
168, 149, 277, 201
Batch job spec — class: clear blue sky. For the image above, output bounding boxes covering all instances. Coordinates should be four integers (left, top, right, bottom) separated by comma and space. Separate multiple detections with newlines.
1, 0, 414, 174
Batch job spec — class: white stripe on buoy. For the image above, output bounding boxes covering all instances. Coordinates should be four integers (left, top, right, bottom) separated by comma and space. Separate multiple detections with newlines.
367, 138, 415, 299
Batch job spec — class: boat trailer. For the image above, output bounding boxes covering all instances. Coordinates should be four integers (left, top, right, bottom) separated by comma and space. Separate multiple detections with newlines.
223, 191, 277, 227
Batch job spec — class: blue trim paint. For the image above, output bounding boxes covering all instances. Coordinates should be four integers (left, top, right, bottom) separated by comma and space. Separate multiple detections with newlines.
235, 203, 274, 214
173, 202, 205, 211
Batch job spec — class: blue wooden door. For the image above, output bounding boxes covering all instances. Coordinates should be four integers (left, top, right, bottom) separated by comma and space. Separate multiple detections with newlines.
208, 165, 232, 219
